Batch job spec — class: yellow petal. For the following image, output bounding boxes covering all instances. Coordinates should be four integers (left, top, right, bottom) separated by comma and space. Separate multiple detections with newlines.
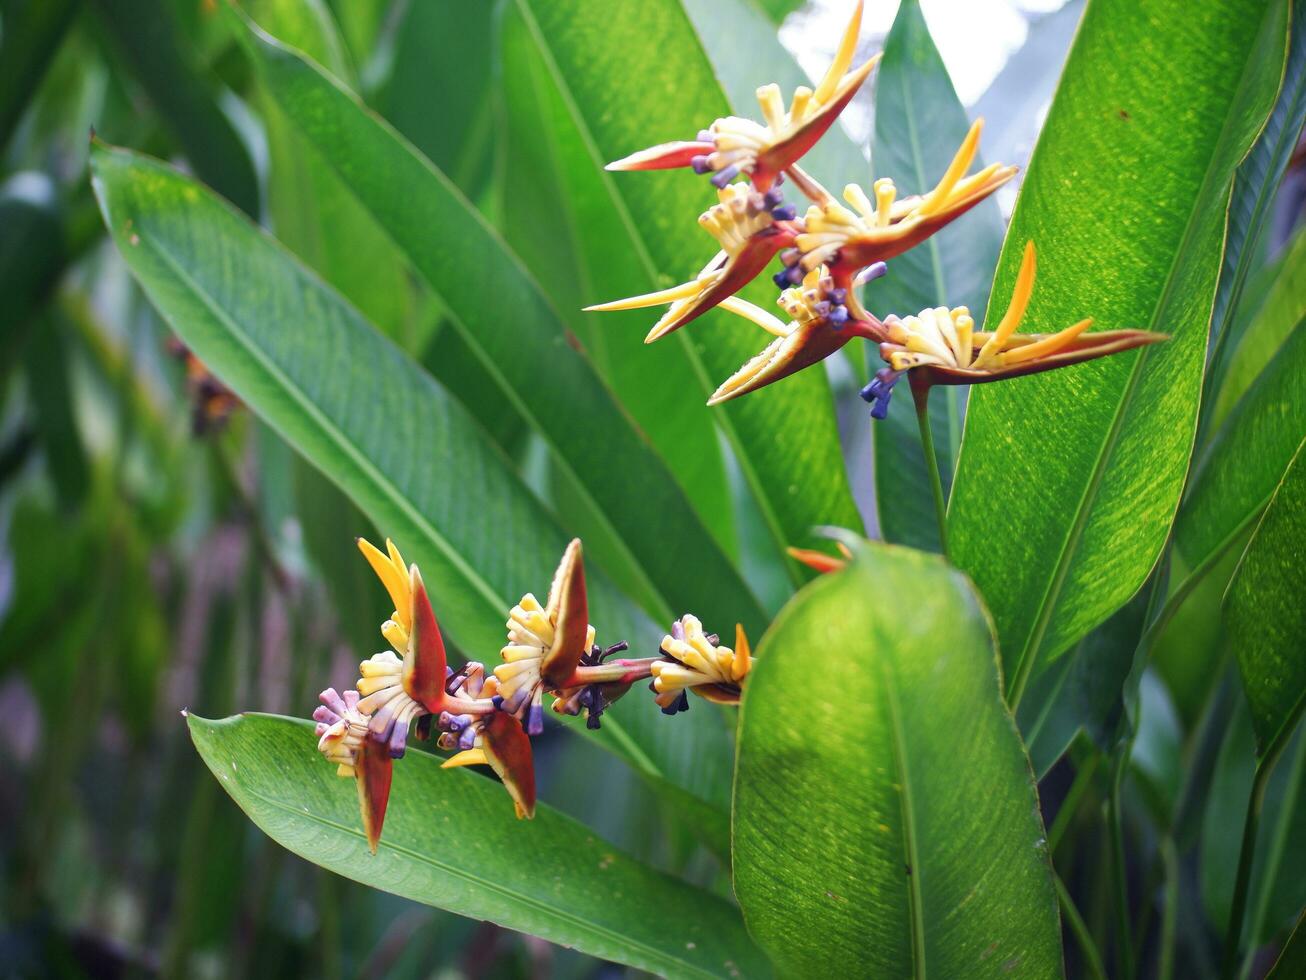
584, 279, 703, 312
1000, 318, 1094, 365
813, 0, 864, 105
442, 749, 489, 769
920, 118, 983, 215
974, 240, 1037, 367
358, 537, 411, 631
719, 296, 791, 337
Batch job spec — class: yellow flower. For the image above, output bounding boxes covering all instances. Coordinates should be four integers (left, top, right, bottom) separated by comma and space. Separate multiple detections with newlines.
794, 120, 1017, 279
605, 0, 878, 193
652, 616, 753, 711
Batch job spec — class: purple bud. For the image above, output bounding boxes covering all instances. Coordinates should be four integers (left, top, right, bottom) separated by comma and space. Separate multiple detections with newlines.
870, 397, 891, 421
814, 300, 831, 316
862, 261, 888, 284
387, 721, 409, 758
780, 248, 801, 267
526, 704, 545, 736
458, 726, 478, 750
312, 704, 338, 725
773, 271, 792, 288
671, 620, 686, 641
697, 129, 715, 143
828, 287, 847, 305
491, 695, 504, 710
318, 688, 347, 718
770, 204, 797, 221
828, 306, 849, 328
763, 188, 785, 209
710, 164, 740, 188
784, 266, 805, 286
691, 155, 711, 175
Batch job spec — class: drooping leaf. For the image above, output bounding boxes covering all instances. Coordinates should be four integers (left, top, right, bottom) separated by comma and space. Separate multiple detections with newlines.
235, 18, 766, 637
89, 142, 736, 829
496, 6, 736, 561
1209, 224, 1306, 433
90, 0, 260, 216
188, 713, 768, 978
1175, 323, 1306, 580
948, 0, 1289, 703
514, 0, 865, 580
1225, 437, 1306, 755
732, 539, 1062, 976
870, 0, 1005, 553
1203, 0, 1306, 401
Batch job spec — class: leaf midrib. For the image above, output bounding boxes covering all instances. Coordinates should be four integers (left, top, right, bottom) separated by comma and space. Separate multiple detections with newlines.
1011, 21, 1281, 677
208, 737, 723, 979
882, 665, 927, 979
511, 0, 806, 588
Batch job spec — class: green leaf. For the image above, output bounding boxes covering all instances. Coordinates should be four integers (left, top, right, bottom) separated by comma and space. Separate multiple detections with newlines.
1203, 0, 1306, 406
1175, 323, 1306, 580
948, 0, 1289, 700
90, 0, 260, 216
1209, 224, 1306, 434
244, 0, 418, 344
0, 172, 64, 382
514, 0, 865, 578
0, 0, 79, 154
496, 6, 735, 561
1225, 437, 1306, 756
236, 18, 766, 637
732, 540, 1062, 976
88, 141, 736, 828
188, 713, 768, 978
870, 0, 1005, 553
1267, 912, 1306, 979
1201, 704, 1306, 947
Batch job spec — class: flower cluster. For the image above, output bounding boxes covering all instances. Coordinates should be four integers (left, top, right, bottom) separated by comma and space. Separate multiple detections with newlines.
588, 0, 1165, 417
311, 537, 752, 850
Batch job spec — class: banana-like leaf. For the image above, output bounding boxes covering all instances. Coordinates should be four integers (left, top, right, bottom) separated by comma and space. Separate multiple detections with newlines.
948, 0, 1290, 703
189, 713, 768, 978
1225, 438, 1306, 755
513, 0, 865, 580
870, 0, 1005, 553
236, 18, 766, 636
89, 142, 735, 828
1175, 323, 1306, 580
733, 540, 1062, 976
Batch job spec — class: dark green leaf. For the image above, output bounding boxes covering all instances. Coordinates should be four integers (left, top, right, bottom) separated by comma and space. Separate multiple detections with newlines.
870, 0, 1005, 553
22, 314, 89, 512
189, 713, 768, 978
514, 0, 865, 578
0, 0, 79, 154
948, 0, 1289, 700
91, 0, 259, 215
89, 141, 736, 826
733, 539, 1062, 976
1267, 911, 1306, 979
236, 19, 766, 636
1225, 437, 1306, 755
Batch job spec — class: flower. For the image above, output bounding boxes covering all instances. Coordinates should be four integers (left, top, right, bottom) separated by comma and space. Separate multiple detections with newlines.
314, 687, 393, 854
494, 539, 594, 735
584, 183, 798, 342
605, 1, 878, 192
704, 262, 888, 404
794, 120, 1017, 280
864, 241, 1167, 418
651, 616, 753, 711
441, 710, 537, 820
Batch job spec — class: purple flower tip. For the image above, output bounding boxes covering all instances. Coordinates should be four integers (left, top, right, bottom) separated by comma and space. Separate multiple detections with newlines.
828, 306, 849, 328
784, 266, 805, 285
691, 155, 711, 175
773, 271, 791, 288
770, 204, 797, 221
526, 704, 545, 736
491, 695, 504, 710
829, 287, 847, 305
458, 726, 477, 751
864, 261, 888, 282
780, 248, 800, 267
388, 721, 409, 758
710, 164, 740, 188
697, 129, 715, 143
763, 188, 785, 209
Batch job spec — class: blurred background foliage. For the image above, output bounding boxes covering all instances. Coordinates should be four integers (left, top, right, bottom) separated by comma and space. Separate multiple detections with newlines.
0, 0, 1302, 976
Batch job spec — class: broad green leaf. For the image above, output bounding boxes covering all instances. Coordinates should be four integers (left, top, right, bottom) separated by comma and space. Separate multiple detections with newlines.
0, 0, 78, 154
90, 0, 260, 216
733, 540, 1062, 976
1209, 224, 1306, 433
870, 0, 1004, 553
497, 6, 735, 561
236, 19, 766, 637
1175, 323, 1306, 578
89, 142, 736, 828
1201, 705, 1306, 947
1225, 438, 1306, 755
189, 713, 768, 978
948, 0, 1289, 700
244, 0, 417, 344
1203, 0, 1306, 404
514, 0, 865, 580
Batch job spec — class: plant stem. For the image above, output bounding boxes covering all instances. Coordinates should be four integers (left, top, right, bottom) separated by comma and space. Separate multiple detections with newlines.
1109, 751, 1133, 978
911, 378, 948, 557
1048, 751, 1101, 853
1056, 873, 1108, 980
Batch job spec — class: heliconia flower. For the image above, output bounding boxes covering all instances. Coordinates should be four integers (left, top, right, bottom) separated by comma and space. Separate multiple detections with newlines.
704, 262, 888, 404
441, 710, 537, 820
585, 183, 797, 342
606, 1, 878, 193
795, 120, 1017, 280
651, 616, 753, 711
494, 540, 594, 736
787, 541, 852, 574
314, 688, 393, 854
873, 241, 1167, 397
